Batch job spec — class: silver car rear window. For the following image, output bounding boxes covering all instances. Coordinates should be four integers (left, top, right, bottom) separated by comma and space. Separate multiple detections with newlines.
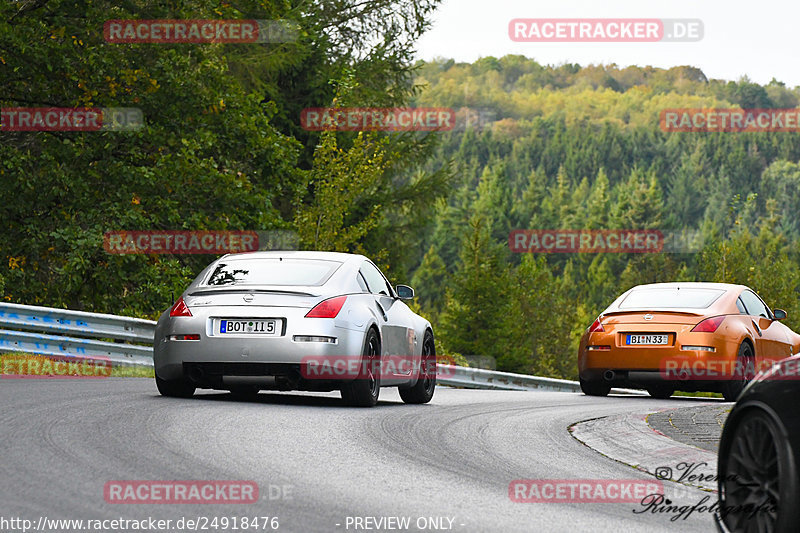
619, 288, 725, 309
204, 259, 342, 287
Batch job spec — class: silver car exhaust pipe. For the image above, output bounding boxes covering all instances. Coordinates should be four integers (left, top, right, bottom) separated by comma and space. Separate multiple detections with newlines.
222, 376, 278, 388
603, 370, 616, 381
188, 366, 204, 383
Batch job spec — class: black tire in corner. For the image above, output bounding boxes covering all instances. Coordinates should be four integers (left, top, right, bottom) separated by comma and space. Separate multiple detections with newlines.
399, 331, 436, 405
155, 373, 195, 398
580, 377, 611, 397
721, 342, 755, 402
341, 328, 381, 407
719, 408, 800, 532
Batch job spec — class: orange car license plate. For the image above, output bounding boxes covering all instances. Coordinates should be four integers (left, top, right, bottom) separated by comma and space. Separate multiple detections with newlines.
626, 334, 668, 345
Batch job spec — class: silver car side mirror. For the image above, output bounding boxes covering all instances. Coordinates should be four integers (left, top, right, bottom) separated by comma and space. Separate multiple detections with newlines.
395, 285, 414, 300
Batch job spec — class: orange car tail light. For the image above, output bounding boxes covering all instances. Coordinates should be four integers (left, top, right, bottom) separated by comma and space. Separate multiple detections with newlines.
587, 345, 611, 351
691, 316, 725, 333
589, 317, 605, 332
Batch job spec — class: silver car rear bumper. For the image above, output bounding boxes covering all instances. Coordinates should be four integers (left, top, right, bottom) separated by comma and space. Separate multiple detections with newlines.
153, 305, 367, 383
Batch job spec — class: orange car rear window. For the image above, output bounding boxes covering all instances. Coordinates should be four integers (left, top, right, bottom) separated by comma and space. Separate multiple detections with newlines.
619, 288, 725, 309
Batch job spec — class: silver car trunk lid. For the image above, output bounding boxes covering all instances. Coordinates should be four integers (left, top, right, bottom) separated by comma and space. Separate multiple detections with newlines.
185, 287, 323, 309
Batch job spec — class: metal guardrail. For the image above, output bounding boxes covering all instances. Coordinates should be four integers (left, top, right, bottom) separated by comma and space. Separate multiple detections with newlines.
0, 302, 597, 392
436, 365, 647, 394
0, 302, 156, 366
437, 365, 581, 392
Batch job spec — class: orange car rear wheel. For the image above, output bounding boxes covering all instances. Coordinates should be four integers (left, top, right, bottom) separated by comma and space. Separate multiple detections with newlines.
646, 385, 674, 399
721, 341, 755, 402
580, 377, 611, 397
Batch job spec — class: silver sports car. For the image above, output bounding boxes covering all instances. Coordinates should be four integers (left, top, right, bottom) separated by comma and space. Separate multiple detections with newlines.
153, 251, 436, 406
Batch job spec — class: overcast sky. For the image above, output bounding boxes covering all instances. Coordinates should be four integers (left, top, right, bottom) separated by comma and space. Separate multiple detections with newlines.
414, 0, 796, 86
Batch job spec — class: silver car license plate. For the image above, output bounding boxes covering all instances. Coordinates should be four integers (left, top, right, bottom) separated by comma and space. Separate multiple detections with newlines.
219, 319, 278, 335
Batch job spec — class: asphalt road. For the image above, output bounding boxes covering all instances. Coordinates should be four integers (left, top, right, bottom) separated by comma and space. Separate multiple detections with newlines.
0, 379, 725, 533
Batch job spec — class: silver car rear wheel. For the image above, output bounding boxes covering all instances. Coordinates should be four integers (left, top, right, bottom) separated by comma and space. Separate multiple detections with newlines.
341, 329, 381, 407
399, 331, 436, 404
155, 374, 195, 398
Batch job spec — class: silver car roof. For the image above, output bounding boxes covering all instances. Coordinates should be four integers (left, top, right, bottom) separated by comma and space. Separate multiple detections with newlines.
220, 250, 366, 265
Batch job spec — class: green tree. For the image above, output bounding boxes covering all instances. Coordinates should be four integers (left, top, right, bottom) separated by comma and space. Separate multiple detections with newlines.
510, 165, 548, 229
439, 216, 512, 363
585, 168, 611, 229
410, 245, 449, 316
473, 163, 513, 242
505, 255, 575, 376
697, 226, 800, 330
294, 131, 388, 253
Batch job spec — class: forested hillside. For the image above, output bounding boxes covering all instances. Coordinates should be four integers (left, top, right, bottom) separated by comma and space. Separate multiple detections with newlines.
407, 57, 800, 377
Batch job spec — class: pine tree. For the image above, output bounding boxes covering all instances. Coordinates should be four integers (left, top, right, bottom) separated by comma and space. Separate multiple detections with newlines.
439, 216, 512, 362
585, 168, 611, 229
411, 246, 449, 316
510, 165, 548, 229
473, 164, 514, 242
505, 255, 575, 376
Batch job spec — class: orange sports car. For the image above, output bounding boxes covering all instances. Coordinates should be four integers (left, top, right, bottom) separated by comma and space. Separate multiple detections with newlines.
578, 282, 800, 400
